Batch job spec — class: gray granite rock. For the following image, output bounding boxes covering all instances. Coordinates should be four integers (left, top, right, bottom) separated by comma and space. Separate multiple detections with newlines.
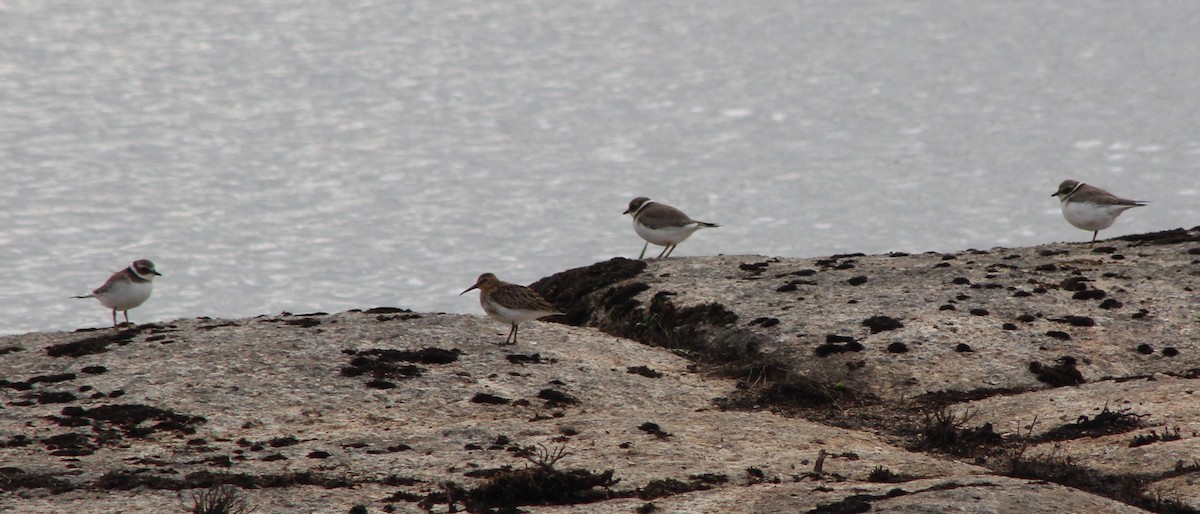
3, 228, 1199, 512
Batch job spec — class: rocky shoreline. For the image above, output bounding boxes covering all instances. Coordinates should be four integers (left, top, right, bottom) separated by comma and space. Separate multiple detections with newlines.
2, 227, 1199, 513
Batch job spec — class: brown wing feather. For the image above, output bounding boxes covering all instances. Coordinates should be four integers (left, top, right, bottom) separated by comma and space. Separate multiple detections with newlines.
492, 282, 559, 313
1079, 184, 1147, 206
91, 269, 133, 296
637, 203, 700, 230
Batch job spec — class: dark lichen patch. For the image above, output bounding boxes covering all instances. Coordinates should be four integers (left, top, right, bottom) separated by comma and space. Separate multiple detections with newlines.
1091, 246, 1118, 254
862, 316, 903, 334
738, 261, 771, 275
1029, 357, 1085, 387
1004, 446, 1200, 514
31, 373, 77, 385
1037, 406, 1147, 442
266, 436, 299, 448
507, 353, 545, 365
0, 467, 74, 493
342, 348, 459, 384
1001, 323, 1017, 330
815, 337, 864, 357
602, 289, 740, 363
1060, 277, 1090, 292
969, 308, 989, 316
748, 317, 780, 328
283, 317, 322, 328
1039, 249, 1069, 257
80, 365, 108, 375
46, 328, 142, 357
716, 369, 873, 412
866, 466, 917, 483
88, 469, 354, 492
637, 422, 671, 439
846, 276, 868, 286
447, 465, 619, 512
52, 404, 206, 437
530, 257, 648, 326
1098, 298, 1124, 310
42, 432, 98, 456
1072, 289, 1106, 301
1016, 314, 1037, 323
1163, 347, 1180, 357
952, 277, 971, 285
1050, 316, 1095, 327
637, 475, 725, 500
1130, 427, 1182, 448
1115, 226, 1200, 246
910, 407, 1002, 457
1045, 331, 1071, 340
537, 389, 579, 408
810, 488, 912, 514
626, 366, 663, 378
1135, 344, 1154, 355
37, 391, 77, 404
1034, 263, 1057, 272
471, 393, 511, 405
886, 342, 908, 353
0, 346, 22, 355
2, 372, 79, 392
364, 307, 413, 314
955, 343, 973, 352
2, 435, 32, 448
775, 281, 800, 292
781, 268, 818, 277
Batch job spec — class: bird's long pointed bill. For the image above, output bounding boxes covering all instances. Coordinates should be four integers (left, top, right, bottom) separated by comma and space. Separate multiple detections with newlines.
460, 285, 478, 295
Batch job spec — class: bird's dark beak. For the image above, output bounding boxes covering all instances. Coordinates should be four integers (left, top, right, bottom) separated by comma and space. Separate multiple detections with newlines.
154, 271, 163, 276
460, 284, 479, 296
622, 208, 630, 215
1050, 192, 1058, 197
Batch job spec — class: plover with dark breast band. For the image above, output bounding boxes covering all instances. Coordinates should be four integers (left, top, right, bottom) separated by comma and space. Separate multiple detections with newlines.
74, 259, 161, 327
1052, 180, 1147, 243
623, 197, 719, 259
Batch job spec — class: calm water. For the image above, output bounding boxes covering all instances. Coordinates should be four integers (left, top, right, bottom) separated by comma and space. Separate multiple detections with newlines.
2, 1, 1198, 335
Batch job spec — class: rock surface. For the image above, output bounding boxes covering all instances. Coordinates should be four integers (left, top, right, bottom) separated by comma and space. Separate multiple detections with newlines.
3, 228, 1199, 513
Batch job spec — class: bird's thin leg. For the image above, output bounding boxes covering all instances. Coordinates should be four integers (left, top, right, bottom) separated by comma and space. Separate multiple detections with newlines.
123, 311, 131, 325
508, 323, 518, 345
1091, 231, 1098, 243
111, 309, 118, 328
638, 242, 649, 259
656, 245, 670, 259
662, 244, 676, 258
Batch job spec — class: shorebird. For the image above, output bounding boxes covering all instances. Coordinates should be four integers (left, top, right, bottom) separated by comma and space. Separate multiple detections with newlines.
74, 259, 161, 327
1052, 180, 1147, 243
461, 273, 561, 345
623, 197, 719, 259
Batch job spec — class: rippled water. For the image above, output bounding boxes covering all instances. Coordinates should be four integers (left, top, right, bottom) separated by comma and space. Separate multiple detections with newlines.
2, 1, 1198, 335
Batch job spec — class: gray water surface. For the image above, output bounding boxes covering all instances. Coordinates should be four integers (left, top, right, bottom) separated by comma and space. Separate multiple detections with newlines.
2, 1, 1198, 335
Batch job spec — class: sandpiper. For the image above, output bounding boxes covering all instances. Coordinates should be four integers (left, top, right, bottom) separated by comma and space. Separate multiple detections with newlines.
623, 197, 719, 259
1052, 180, 1147, 242
461, 273, 562, 345
74, 259, 161, 327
